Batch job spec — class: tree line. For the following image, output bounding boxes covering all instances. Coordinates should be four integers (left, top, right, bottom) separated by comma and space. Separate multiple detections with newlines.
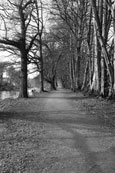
0, 0, 115, 98
49, 0, 115, 98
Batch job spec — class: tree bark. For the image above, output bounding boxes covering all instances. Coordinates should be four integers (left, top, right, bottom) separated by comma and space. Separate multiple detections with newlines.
113, 2, 115, 92
91, 19, 99, 93
100, 56, 105, 96
40, 36, 44, 92
19, 50, 28, 98
91, 0, 114, 97
50, 75, 56, 90
81, 60, 89, 90
76, 47, 81, 89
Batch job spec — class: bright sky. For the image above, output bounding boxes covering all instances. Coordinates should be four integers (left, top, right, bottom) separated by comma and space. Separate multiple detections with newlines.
0, 52, 12, 62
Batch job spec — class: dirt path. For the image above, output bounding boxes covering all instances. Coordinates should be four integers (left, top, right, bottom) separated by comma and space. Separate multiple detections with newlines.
0, 89, 115, 172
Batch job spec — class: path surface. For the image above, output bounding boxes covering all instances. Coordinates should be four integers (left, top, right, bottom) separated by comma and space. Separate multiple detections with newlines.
0, 89, 115, 173
40, 89, 115, 173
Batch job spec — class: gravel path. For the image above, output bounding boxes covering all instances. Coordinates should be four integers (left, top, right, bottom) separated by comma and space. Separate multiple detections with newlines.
0, 89, 115, 173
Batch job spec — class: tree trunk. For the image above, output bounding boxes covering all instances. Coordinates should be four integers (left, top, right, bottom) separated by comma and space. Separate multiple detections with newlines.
40, 35, 44, 92
91, 19, 99, 93
89, 53, 92, 90
91, 0, 113, 97
19, 51, 28, 98
100, 0, 105, 96
81, 60, 89, 90
72, 55, 76, 91
113, 2, 115, 93
70, 53, 76, 91
87, 7, 93, 91
69, 33, 76, 91
69, 57, 73, 89
50, 75, 56, 90
100, 56, 105, 96
19, 4, 28, 98
76, 47, 81, 89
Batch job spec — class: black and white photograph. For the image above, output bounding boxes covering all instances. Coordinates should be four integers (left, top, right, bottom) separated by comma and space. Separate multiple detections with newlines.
0, 0, 115, 172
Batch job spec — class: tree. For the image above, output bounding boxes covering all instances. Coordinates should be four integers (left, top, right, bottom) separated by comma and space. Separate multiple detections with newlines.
51, 0, 90, 91
49, 0, 115, 98
43, 32, 62, 90
34, 0, 45, 91
0, 0, 39, 97
0, 62, 8, 85
7, 66, 20, 88
90, 0, 114, 97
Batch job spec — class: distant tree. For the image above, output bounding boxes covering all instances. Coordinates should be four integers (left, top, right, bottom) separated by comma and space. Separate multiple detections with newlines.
43, 38, 62, 90
51, 0, 90, 91
0, 62, 8, 85
7, 66, 20, 88
43, 17, 71, 90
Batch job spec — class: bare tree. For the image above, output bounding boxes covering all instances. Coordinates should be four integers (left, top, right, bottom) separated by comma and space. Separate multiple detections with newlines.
90, 0, 114, 97
34, 0, 44, 91
43, 31, 62, 90
51, 0, 90, 91
0, 0, 39, 97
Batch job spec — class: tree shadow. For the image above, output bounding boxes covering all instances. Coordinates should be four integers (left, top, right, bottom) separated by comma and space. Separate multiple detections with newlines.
0, 109, 114, 172
0, 109, 112, 134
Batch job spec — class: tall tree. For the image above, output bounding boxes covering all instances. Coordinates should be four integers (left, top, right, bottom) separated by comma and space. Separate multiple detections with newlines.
0, 62, 9, 85
34, 0, 45, 91
43, 31, 63, 90
0, 0, 39, 97
90, 0, 113, 97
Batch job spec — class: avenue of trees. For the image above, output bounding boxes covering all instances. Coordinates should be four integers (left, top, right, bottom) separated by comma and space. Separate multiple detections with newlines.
0, 0, 115, 98
49, 0, 115, 98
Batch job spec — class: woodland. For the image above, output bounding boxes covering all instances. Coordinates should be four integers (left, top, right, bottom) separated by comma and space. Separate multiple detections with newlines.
0, 0, 115, 98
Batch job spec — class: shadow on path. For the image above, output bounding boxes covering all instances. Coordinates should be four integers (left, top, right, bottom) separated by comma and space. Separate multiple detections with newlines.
0, 89, 115, 173
0, 110, 109, 173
